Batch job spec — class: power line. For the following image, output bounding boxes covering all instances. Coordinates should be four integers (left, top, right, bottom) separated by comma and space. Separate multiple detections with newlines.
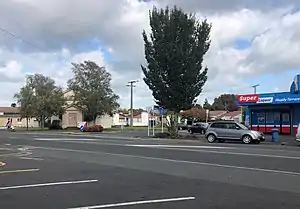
0, 26, 42, 50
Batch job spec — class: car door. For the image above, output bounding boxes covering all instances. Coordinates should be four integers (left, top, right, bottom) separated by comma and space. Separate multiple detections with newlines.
225, 123, 241, 140
211, 123, 227, 138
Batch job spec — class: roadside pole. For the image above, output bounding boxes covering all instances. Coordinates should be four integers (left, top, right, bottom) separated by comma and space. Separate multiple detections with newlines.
152, 107, 155, 136
146, 107, 152, 137
161, 115, 164, 133
205, 109, 209, 123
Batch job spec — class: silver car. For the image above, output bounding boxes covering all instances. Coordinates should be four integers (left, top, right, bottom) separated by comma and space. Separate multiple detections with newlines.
205, 121, 265, 144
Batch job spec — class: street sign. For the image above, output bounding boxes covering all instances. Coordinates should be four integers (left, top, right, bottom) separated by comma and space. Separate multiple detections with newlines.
153, 106, 165, 115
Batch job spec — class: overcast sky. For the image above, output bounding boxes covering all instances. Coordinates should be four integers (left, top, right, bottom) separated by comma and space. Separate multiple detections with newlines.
0, 0, 299, 109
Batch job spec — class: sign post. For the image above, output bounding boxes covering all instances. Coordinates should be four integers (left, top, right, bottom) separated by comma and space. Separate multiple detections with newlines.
152, 107, 155, 136
146, 107, 152, 137
205, 109, 209, 123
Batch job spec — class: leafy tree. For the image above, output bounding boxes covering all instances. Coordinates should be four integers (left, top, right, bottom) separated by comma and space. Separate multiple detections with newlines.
141, 6, 211, 137
203, 98, 211, 110
14, 86, 35, 130
67, 61, 120, 123
211, 94, 238, 111
180, 107, 207, 121
15, 74, 67, 129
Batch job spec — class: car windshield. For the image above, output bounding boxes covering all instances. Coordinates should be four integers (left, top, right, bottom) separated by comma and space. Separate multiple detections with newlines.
237, 123, 249, 130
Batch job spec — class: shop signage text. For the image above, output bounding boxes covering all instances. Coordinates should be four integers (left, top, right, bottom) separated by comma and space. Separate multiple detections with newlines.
257, 97, 273, 104
237, 94, 259, 103
274, 97, 300, 103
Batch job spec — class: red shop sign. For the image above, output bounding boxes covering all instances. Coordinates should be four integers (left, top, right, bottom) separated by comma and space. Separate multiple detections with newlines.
238, 94, 259, 103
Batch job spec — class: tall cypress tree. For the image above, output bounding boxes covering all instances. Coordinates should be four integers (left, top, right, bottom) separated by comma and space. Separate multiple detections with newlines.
141, 6, 211, 137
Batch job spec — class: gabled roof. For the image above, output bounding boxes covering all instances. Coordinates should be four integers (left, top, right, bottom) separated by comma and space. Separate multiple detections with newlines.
221, 111, 241, 118
0, 107, 20, 114
209, 111, 227, 117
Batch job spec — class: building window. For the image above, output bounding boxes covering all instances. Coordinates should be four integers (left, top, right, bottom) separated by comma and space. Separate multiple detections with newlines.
282, 113, 290, 122
17, 118, 22, 123
266, 112, 274, 123
274, 112, 280, 121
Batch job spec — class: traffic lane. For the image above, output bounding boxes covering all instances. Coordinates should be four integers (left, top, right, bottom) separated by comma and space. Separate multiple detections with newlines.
1, 157, 299, 209
13, 139, 300, 174
29, 147, 300, 194
0, 157, 101, 187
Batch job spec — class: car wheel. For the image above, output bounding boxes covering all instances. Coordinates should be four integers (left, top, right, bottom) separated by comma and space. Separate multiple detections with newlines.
242, 135, 252, 144
207, 134, 216, 143
218, 139, 225, 143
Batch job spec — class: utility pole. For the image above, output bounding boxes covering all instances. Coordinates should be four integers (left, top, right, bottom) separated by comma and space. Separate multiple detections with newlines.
127, 80, 139, 127
252, 84, 259, 94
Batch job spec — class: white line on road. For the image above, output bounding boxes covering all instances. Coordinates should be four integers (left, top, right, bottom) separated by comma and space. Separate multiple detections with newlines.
127, 144, 235, 149
30, 146, 300, 176
0, 179, 98, 190
126, 145, 300, 160
20, 157, 44, 161
68, 196, 196, 209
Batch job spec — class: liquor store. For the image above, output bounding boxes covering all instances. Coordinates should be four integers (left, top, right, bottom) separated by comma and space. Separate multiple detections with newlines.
236, 75, 300, 135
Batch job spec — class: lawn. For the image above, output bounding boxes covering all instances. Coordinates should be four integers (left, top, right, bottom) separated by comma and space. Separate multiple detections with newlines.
104, 126, 163, 132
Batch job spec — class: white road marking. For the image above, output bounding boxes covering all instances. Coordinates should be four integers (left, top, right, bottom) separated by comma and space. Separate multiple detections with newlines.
0, 179, 98, 190
30, 146, 300, 176
129, 145, 300, 160
127, 144, 234, 149
68, 196, 195, 209
20, 157, 44, 161
34, 138, 96, 141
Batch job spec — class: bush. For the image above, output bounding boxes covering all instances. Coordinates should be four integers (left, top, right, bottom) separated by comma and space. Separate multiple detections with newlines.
49, 120, 62, 130
83, 125, 103, 132
154, 132, 171, 138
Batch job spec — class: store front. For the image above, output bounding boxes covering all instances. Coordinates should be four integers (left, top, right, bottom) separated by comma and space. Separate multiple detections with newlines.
236, 75, 300, 135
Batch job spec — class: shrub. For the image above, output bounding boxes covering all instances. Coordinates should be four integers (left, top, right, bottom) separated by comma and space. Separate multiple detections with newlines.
83, 125, 103, 132
49, 120, 62, 130
154, 132, 171, 138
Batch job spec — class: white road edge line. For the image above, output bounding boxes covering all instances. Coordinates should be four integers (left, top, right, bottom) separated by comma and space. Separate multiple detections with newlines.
30, 146, 300, 176
0, 179, 98, 190
127, 144, 233, 149
68, 196, 196, 209
127, 145, 300, 160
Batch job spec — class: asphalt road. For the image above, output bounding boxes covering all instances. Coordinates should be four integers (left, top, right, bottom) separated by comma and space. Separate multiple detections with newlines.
0, 132, 300, 209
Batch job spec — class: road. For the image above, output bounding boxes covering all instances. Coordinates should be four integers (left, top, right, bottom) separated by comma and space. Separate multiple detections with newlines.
0, 131, 300, 208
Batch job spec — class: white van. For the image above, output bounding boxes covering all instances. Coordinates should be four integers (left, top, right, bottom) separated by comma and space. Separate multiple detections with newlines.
296, 123, 300, 142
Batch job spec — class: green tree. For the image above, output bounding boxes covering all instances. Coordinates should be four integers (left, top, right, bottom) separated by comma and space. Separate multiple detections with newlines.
141, 6, 211, 137
14, 86, 35, 130
211, 94, 238, 111
15, 74, 67, 129
203, 98, 211, 110
67, 61, 119, 123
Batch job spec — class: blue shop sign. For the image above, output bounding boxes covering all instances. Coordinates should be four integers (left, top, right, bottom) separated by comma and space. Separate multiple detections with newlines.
273, 96, 300, 104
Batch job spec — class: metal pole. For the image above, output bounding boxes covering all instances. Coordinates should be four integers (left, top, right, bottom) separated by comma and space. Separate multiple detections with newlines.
161, 115, 164, 133
152, 107, 155, 136
252, 84, 259, 94
130, 83, 133, 127
147, 116, 150, 136
127, 80, 138, 127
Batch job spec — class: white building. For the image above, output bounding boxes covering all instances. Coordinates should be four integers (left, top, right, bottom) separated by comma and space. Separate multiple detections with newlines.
128, 111, 149, 126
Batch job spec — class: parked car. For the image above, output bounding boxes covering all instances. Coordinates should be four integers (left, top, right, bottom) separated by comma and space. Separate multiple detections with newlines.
205, 121, 265, 144
296, 123, 300, 142
188, 122, 208, 134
